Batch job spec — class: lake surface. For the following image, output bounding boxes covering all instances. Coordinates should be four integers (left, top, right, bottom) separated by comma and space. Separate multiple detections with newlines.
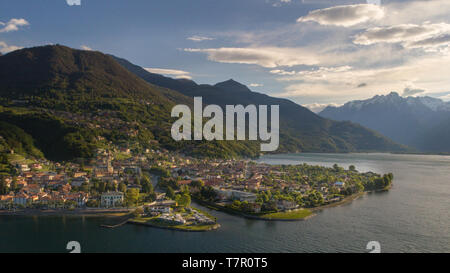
0, 153, 449, 253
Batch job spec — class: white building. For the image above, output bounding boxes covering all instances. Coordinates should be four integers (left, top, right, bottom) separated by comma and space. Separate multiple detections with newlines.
214, 188, 257, 202
101, 191, 124, 207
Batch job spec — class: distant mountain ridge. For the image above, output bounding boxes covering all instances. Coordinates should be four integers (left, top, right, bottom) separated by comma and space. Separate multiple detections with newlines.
113, 55, 408, 154
320, 92, 450, 153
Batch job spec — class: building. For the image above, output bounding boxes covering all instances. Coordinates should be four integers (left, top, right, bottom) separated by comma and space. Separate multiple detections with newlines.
214, 188, 257, 202
16, 164, 30, 172
13, 192, 29, 206
66, 193, 89, 207
146, 205, 172, 214
277, 200, 298, 211
101, 191, 124, 207
71, 176, 89, 187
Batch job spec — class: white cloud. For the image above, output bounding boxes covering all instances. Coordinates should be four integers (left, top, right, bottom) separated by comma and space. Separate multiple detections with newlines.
184, 47, 318, 68
354, 23, 450, 49
0, 18, 29, 33
270, 69, 297, 75
297, 4, 384, 27
249, 83, 263, 87
144, 68, 192, 79
272, 0, 291, 8
0, 41, 22, 54
304, 103, 342, 113
80, 45, 93, 51
382, 0, 450, 25
403, 86, 426, 97
274, 53, 450, 103
406, 34, 450, 50
187, 35, 215, 42
66, 0, 81, 6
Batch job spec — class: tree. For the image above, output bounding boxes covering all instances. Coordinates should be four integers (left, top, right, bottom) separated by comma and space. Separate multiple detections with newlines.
0, 176, 7, 194
355, 182, 364, 192
175, 193, 191, 207
166, 186, 176, 200
190, 180, 204, 188
10, 177, 17, 193
133, 207, 144, 217
199, 186, 217, 202
141, 176, 154, 194
125, 188, 140, 206
80, 182, 90, 193
86, 199, 98, 207
349, 165, 356, 172
118, 182, 127, 193
231, 200, 241, 210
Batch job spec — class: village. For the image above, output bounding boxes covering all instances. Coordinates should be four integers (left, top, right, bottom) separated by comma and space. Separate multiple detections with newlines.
0, 144, 392, 223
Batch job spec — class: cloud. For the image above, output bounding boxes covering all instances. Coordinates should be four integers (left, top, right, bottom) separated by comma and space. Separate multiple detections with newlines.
304, 103, 342, 113
0, 41, 22, 54
249, 83, 263, 87
144, 68, 192, 79
297, 4, 384, 27
0, 18, 29, 33
66, 0, 81, 6
272, 0, 291, 8
382, 0, 450, 26
184, 47, 318, 68
270, 66, 352, 77
406, 34, 450, 49
269, 69, 297, 75
187, 35, 215, 42
353, 23, 450, 49
80, 45, 93, 51
403, 87, 426, 97
274, 53, 450, 102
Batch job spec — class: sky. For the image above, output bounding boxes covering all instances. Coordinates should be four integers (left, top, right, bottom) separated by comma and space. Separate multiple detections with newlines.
1, 0, 450, 112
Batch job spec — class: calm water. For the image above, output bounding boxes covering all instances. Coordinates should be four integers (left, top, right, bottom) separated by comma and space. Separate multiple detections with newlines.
0, 153, 449, 253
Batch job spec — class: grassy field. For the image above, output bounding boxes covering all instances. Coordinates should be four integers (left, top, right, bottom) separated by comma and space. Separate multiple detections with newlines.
129, 217, 218, 231
7, 153, 35, 165
114, 152, 132, 161
260, 209, 313, 220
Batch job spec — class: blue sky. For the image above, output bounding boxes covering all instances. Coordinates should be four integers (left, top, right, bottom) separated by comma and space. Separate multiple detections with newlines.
1, 0, 450, 112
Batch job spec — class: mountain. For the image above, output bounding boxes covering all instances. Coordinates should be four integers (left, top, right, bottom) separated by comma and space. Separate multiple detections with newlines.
114, 56, 408, 153
0, 45, 260, 161
320, 92, 450, 153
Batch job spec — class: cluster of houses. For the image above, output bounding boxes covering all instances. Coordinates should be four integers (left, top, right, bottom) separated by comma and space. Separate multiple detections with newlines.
0, 147, 143, 209
1, 143, 358, 212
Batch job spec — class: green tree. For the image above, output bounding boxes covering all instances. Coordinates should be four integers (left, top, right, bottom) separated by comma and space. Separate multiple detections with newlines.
141, 176, 154, 194
0, 176, 7, 194
125, 188, 140, 206
175, 192, 191, 207
118, 182, 127, 193
190, 180, 204, 188
166, 186, 176, 200
80, 182, 90, 193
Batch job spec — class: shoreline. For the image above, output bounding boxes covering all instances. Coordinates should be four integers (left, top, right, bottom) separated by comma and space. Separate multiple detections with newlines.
127, 219, 221, 232
310, 192, 366, 212
193, 198, 315, 221
0, 208, 133, 217
193, 189, 388, 221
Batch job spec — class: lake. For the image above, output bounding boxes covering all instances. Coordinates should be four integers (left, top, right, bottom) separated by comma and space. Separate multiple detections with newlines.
0, 153, 449, 253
